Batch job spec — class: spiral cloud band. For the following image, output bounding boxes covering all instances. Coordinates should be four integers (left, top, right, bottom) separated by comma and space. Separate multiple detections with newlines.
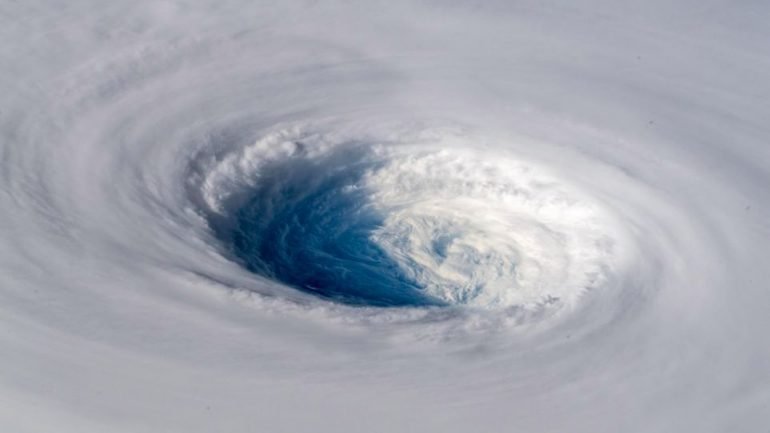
1, 1, 769, 432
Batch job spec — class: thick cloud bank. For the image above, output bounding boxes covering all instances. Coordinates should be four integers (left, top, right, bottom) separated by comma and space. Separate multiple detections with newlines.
1, 1, 769, 432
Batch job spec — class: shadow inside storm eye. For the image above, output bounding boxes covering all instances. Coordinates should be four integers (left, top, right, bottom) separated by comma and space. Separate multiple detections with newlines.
217, 147, 445, 307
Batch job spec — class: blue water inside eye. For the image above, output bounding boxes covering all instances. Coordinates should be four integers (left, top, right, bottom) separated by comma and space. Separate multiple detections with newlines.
224, 154, 442, 307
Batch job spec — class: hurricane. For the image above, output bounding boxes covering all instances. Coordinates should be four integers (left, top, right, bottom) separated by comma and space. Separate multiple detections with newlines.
2, 1, 769, 432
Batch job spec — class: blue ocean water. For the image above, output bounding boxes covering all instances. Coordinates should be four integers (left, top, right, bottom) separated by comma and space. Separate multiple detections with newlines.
224, 150, 441, 307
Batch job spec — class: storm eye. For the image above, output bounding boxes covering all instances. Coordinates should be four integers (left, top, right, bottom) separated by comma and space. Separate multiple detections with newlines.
203, 129, 624, 313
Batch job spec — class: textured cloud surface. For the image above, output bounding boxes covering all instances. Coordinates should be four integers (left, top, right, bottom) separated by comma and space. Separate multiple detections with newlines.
1, 1, 769, 432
